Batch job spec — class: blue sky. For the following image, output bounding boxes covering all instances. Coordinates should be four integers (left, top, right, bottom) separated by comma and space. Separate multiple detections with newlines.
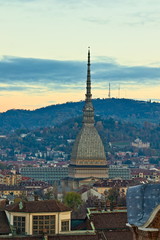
0, 0, 160, 111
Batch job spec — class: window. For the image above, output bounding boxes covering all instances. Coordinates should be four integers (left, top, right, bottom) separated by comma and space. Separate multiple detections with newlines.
13, 216, 25, 234
61, 220, 69, 232
32, 215, 55, 235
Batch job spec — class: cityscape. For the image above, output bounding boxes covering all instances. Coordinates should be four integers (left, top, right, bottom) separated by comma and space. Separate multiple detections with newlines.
0, 0, 160, 240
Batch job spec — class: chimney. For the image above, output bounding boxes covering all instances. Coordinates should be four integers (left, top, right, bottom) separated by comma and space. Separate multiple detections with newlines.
19, 201, 23, 210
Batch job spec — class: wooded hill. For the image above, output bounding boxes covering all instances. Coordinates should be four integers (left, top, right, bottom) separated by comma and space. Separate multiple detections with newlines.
0, 98, 160, 133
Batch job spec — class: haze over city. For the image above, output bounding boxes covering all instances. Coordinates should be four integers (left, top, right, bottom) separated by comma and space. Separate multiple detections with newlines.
1, 0, 160, 112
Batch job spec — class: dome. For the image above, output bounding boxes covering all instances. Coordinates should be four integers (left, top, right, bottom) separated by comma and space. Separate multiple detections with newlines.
71, 124, 106, 162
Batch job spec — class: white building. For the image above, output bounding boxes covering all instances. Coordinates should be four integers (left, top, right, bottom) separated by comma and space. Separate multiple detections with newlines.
131, 138, 150, 148
5, 200, 71, 235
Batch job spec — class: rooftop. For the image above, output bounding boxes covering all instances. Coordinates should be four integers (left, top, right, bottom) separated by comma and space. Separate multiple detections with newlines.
0, 211, 11, 235
127, 184, 160, 227
5, 200, 71, 213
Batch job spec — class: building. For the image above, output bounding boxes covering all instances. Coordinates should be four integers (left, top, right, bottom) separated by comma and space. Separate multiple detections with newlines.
5, 200, 71, 235
127, 184, 160, 240
86, 208, 133, 240
15, 154, 26, 162
131, 138, 150, 148
21, 167, 68, 184
0, 185, 28, 197
109, 165, 131, 180
0, 199, 133, 240
93, 179, 139, 195
68, 48, 108, 187
0, 171, 22, 186
77, 187, 104, 202
131, 169, 160, 181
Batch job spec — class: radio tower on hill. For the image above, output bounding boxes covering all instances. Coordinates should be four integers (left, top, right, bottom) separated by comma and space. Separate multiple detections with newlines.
108, 83, 111, 98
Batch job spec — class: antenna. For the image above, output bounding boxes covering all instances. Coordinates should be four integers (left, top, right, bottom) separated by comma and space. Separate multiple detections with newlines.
118, 84, 120, 98
108, 83, 111, 98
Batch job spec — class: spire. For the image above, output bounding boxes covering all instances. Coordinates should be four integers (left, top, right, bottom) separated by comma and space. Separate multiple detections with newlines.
86, 47, 92, 101
83, 48, 94, 125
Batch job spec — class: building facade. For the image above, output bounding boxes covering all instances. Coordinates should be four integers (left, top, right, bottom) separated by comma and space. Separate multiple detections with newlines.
21, 167, 68, 184
109, 165, 131, 180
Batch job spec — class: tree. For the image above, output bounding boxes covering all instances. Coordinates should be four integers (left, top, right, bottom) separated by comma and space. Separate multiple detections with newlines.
44, 188, 53, 200
123, 160, 132, 165
44, 183, 58, 200
117, 196, 126, 207
107, 187, 119, 210
52, 182, 58, 200
64, 192, 82, 210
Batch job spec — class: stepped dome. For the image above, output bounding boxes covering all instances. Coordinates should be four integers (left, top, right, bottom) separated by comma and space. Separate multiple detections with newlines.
71, 125, 106, 162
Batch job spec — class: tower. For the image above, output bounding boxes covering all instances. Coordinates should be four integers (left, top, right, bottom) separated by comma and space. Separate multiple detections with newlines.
68, 48, 108, 182
108, 83, 111, 98
118, 84, 120, 98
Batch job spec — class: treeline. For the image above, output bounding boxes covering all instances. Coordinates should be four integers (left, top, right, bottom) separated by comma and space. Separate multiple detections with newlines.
0, 98, 160, 133
0, 117, 160, 159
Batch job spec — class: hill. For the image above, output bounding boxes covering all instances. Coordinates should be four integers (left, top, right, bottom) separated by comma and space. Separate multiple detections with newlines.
0, 98, 160, 133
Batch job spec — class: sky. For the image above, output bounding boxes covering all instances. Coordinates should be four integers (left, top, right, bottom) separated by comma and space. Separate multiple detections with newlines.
0, 0, 160, 112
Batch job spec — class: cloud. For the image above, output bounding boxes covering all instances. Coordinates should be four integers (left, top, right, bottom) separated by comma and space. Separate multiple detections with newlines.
126, 12, 160, 27
0, 85, 47, 93
0, 56, 85, 84
0, 56, 160, 93
93, 63, 160, 84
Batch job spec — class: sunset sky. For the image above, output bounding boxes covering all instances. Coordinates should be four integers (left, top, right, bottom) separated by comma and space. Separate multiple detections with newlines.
1, 0, 160, 112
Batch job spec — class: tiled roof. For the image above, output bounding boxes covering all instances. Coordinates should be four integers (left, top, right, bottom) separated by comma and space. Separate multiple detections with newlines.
102, 231, 133, 240
5, 200, 70, 213
77, 186, 91, 194
20, 180, 49, 187
90, 211, 133, 240
131, 169, 159, 175
0, 211, 11, 234
90, 212, 129, 229
0, 185, 26, 191
93, 179, 136, 188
